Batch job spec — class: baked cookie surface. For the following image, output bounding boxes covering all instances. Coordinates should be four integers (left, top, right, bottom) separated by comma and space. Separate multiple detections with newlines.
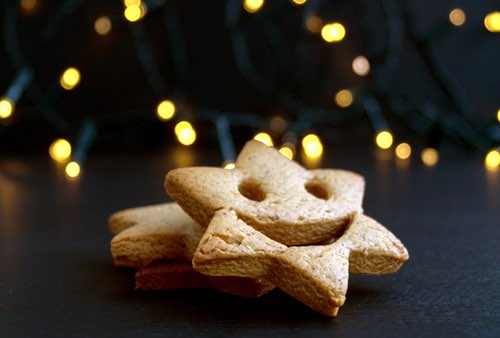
193, 210, 409, 316
110, 203, 204, 267
109, 202, 276, 297
166, 140, 365, 245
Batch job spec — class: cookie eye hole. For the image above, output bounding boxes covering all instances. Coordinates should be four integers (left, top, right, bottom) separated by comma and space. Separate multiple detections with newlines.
238, 180, 266, 202
305, 181, 329, 200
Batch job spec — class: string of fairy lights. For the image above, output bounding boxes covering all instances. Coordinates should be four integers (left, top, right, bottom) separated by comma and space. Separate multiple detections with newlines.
1, 0, 500, 179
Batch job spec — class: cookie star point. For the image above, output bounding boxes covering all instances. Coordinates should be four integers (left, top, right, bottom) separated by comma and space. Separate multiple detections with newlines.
193, 211, 409, 316
110, 203, 204, 267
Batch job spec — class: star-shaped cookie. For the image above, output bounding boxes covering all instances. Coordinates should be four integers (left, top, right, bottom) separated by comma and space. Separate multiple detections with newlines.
193, 210, 409, 316
109, 203, 275, 297
109, 203, 204, 267
166, 140, 365, 245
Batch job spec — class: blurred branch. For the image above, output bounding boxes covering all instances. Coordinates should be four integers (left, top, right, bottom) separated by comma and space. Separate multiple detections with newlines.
400, 1, 477, 122
38, 0, 84, 45
226, 0, 275, 93
1, 0, 496, 159
3, 1, 69, 131
162, 0, 189, 98
215, 114, 236, 161
129, 23, 169, 98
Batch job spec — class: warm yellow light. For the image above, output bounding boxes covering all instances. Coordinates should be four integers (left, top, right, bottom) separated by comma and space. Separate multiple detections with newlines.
243, 0, 264, 13
321, 23, 346, 43
20, 0, 37, 11
139, 3, 148, 19
65, 161, 81, 178
124, 4, 142, 22
352, 55, 370, 76
485, 150, 500, 170
395, 143, 411, 160
291, 0, 307, 5
375, 131, 393, 149
253, 132, 273, 147
174, 121, 191, 135
421, 148, 439, 166
124, 0, 141, 6
94, 16, 112, 35
0, 98, 14, 119
484, 12, 500, 32
305, 15, 323, 33
279, 144, 294, 160
60, 67, 81, 90
335, 89, 354, 108
302, 134, 323, 159
449, 8, 466, 26
224, 162, 236, 170
49, 139, 72, 162
175, 121, 196, 146
497, 109, 500, 123
156, 100, 176, 121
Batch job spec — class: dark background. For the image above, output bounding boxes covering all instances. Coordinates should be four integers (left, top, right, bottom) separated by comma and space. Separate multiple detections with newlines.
1, 1, 500, 336
0, 144, 499, 337
1, 0, 499, 155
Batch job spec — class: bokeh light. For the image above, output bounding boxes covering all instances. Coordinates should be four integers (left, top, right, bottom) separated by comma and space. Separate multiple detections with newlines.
224, 162, 236, 170
497, 108, 500, 123
302, 134, 323, 158
94, 16, 112, 35
484, 12, 500, 32
65, 161, 81, 178
421, 148, 439, 166
375, 131, 393, 149
0, 98, 14, 119
269, 116, 287, 134
175, 121, 196, 146
395, 143, 412, 160
124, 0, 141, 6
124, 4, 142, 22
139, 3, 148, 19
291, 0, 307, 5
305, 15, 323, 33
321, 23, 346, 43
243, 0, 264, 13
335, 89, 354, 108
253, 132, 273, 147
279, 143, 295, 160
449, 8, 466, 26
60, 67, 81, 90
484, 149, 500, 170
20, 0, 37, 11
49, 139, 72, 162
352, 56, 370, 76
156, 100, 176, 121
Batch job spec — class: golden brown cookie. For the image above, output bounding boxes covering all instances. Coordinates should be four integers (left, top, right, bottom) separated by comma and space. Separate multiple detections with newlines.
193, 210, 409, 316
135, 262, 274, 297
165, 140, 365, 245
110, 203, 205, 268
109, 203, 276, 297
109, 203, 195, 236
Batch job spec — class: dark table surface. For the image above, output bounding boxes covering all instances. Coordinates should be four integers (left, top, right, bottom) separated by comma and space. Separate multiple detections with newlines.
1, 144, 499, 337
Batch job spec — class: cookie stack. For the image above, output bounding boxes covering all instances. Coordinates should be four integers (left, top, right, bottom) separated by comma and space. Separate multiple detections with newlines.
109, 140, 409, 316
